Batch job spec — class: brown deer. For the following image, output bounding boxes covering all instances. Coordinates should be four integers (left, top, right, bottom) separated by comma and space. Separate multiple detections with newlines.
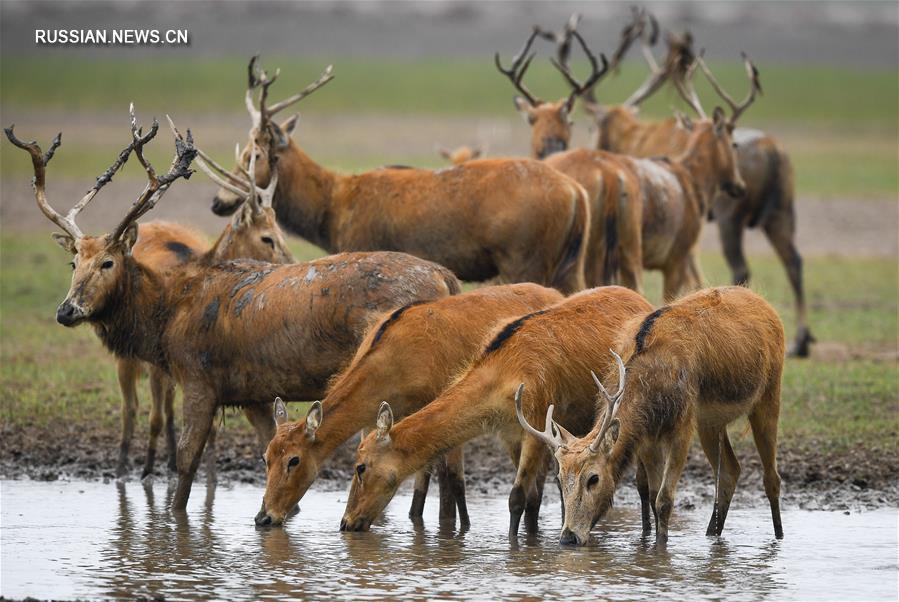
207, 58, 590, 294
114, 140, 296, 480
255, 283, 563, 527
576, 15, 813, 356
518, 286, 784, 546
437, 145, 483, 165
498, 30, 747, 300
6, 112, 461, 510
339, 286, 653, 536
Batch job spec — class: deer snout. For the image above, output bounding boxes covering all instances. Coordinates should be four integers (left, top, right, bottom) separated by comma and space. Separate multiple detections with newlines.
56, 299, 85, 326
537, 137, 568, 159
211, 193, 241, 216
339, 515, 371, 532
559, 527, 585, 546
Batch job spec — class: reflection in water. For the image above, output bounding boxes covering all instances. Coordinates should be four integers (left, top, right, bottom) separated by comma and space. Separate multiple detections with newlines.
1, 479, 897, 601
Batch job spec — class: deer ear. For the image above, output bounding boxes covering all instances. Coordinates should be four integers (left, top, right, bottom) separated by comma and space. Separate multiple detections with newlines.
51, 232, 77, 254
280, 114, 299, 137
305, 400, 322, 439
375, 401, 394, 442
120, 223, 139, 253
269, 122, 291, 149
514, 96, 537, 125
274, 397, 289, 426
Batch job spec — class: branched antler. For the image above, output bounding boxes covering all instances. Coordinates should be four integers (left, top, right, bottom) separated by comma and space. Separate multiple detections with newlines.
549, 29, 610, 111
514, 383, 566, 452
697, 52, 762, 125
494, 27, 543, 106
588, 350, 627, 453
245, 55, 334, 130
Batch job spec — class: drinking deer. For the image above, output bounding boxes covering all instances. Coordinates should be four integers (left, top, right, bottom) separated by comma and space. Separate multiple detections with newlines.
574, 14, 813, 356
339, 286, 653, 536
519, 286, 785, 545
6, 111, 461, 510
205, 58, 590, 294
255, 283, 563, 527
114, 142, 294, 479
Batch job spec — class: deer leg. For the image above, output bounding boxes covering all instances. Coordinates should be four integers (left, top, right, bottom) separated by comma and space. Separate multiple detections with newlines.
142, 366, 168, 479
636, 462, 652, 536
409, 468, 431, 520
763, 214, 813, 358
698, 424, 740, 537
640, 448, 665, 535
445, 445, 469, 527
654, 427, 693, 544
749, 381, 784, 539
716, 208, 750, 286
204, 415, 219, 481
164, 381, 177, 473
686, 251, 705, 291
116, 358, 141, 478
662, 259, 689, 303
525, 464, 548, 534
436, 456, 458, 525
512, 436, 549, 536
172, 388, 217, 510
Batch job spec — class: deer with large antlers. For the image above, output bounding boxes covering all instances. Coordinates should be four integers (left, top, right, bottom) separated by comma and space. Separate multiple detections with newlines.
206, 57, 590, 294
498, 27, 746, 299
256, 283, 563, 527
339, 286, 653, 536
110, 140, 295, 480
519, 286, 785, 546
574, 14, 812, 357
6, 110, 462, 509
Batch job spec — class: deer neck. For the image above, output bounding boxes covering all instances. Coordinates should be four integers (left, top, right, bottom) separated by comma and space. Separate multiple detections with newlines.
675, 131, 719, 212
91, 257, 170, 366
273, 143, 340, 253
597, 107, 641, 152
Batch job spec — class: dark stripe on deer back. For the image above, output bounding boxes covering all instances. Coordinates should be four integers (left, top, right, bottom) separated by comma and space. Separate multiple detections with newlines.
634, 306, 670, 355
165, 241, 195, 263
483, 309, 549, 356
370, 300, 428, 350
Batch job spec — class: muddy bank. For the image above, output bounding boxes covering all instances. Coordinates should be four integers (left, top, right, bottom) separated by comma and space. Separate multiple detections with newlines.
2, 420, 897, 512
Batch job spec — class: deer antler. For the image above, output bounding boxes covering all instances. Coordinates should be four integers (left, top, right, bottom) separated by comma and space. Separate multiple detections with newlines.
587, 350, 627, 453
671, 49, 708, 119
549, 29, 610, 111
110, 108, 197, 241
494, 27, 543, 107
245, 56, 334, 130
623, 11, 673, 108
697, 52, 762, 125
514, 383, 566, 452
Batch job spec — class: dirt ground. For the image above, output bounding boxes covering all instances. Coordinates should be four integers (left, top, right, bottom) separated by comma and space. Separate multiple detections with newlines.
2, 418, 897, 513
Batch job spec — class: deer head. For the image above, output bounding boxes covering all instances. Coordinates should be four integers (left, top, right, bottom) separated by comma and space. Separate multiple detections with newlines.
209, 57, 334, 215
516, 351, 626, 546
496, 24, 608, 159
5, 106, 196, 326
340, 401, 404, 532
253, 398, 322, 526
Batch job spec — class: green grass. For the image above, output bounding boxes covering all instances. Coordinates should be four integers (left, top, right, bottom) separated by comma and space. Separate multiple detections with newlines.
2, 56, 896, 126
1, 234, 895, 454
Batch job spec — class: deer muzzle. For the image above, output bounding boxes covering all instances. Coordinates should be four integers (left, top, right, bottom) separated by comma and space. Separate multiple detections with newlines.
56, 299, 86, 326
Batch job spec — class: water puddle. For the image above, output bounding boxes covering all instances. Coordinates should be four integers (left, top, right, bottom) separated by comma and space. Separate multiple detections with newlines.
1, 479, 896, 600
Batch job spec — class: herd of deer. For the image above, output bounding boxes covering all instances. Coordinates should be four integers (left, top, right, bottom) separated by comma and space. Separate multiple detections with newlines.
8, 10, 800, 546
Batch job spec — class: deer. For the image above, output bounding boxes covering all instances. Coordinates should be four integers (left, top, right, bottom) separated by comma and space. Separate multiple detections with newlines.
436, 145, 483, 165
518, 286, 785, 546
570, 13, 813, 357
6, 110, 462, 510
205, 57, 590, 294
338, 286, 653, 536
255, 282, 563, 527
114, 140, 295, 480
497, 29, 748, 301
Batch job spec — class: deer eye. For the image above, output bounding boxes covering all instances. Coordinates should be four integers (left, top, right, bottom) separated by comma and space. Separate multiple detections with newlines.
100, 260, 114, 270
356, 464, 366, 477
261, 236, 275, 249
587, 474, 600, 488
287, 456, 299, 469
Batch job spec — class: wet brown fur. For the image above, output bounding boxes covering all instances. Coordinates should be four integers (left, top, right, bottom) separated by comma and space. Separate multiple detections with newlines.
258, 283, 563, 526
553, 286, 785, 545
339, 286, 653, 535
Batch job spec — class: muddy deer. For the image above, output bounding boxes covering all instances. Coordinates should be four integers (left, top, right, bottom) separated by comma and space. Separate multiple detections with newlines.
7, 112, 461, 510
255, 283, 563, 527
339, 286, 653, 536
436, 145, 483, 165
206, 57, 589, 294
114, 142, 295, 479
518, 286, 784, 546
498, 30, 747, 300
574, 15, 812, 356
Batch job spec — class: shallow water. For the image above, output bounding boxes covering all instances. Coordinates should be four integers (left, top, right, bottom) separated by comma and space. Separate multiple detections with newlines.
1, 479, 896, 600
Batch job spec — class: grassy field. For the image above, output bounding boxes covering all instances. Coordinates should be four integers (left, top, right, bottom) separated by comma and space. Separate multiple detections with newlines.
1, 234, 895, 456
1, 57, 896, 199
